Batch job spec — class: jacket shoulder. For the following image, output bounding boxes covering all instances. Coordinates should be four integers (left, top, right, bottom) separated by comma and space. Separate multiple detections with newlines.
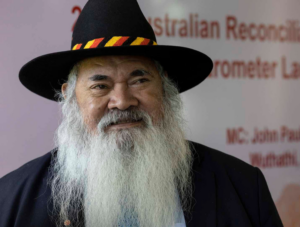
0, 149, 55, 206
189, 141, 283, 226
0, 149, 55, 186
189, 141, 259, 204
0, 149, 56, 227
189, 141, 256, 177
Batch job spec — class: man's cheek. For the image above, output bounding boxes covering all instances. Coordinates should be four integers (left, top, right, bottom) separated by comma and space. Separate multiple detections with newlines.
145, 106, 164, 125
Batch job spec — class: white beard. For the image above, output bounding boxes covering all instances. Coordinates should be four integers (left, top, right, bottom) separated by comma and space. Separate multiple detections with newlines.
50, 76, 193, 227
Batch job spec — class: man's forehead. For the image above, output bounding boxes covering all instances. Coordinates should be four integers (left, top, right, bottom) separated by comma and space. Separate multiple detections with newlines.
75, 55, 160, 82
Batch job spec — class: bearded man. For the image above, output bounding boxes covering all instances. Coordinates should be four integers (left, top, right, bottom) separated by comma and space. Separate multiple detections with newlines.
0, 0, 283, 227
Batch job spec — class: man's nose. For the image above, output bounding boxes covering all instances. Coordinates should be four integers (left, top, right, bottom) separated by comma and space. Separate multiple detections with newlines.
107, 85, 138, 110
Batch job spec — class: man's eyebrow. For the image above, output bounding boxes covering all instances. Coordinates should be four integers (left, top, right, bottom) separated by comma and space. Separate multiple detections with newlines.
88, 75, 108, 81
130, 69, 152, 77
88, 69, 152, 81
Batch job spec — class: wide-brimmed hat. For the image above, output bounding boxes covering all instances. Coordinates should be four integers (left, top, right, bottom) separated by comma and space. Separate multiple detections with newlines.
19, 0, 213, 101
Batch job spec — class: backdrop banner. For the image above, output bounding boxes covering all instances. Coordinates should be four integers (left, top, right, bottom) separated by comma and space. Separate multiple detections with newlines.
0, 0, 299, 225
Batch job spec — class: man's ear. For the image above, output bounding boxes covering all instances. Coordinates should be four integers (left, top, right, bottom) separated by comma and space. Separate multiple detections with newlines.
61, 83, 68, 99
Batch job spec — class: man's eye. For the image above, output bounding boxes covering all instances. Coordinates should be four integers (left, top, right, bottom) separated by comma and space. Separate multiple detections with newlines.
135, 78, 149, 84
94, 84, 108, 89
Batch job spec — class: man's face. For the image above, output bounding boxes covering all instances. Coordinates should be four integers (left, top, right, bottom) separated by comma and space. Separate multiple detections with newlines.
54, 55, 192, 227
63, 55, 164, 132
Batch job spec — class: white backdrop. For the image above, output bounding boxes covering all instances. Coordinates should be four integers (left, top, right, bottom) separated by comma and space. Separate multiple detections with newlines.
1, 0, 299, 225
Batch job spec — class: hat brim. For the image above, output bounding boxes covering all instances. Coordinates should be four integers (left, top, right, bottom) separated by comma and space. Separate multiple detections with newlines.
19, 45, 213, 101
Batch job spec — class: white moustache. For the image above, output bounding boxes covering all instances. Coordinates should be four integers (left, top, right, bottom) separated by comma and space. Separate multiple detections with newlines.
98, 109, 151, 131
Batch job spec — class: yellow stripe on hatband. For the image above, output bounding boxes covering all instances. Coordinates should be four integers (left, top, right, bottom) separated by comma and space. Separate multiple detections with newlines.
105, 36, 122, 47
130, 37, 145, 46
72, 44, 78, 50
84, 40, 95, 49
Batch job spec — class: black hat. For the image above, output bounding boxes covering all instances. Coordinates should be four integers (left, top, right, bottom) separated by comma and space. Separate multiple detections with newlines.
19, 0, 213, 101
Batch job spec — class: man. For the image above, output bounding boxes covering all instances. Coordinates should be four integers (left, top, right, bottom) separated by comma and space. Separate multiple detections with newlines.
0, 0, 283, 226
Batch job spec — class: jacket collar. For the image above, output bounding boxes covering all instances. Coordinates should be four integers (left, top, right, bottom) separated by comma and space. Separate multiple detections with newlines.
183, 143, 217, 227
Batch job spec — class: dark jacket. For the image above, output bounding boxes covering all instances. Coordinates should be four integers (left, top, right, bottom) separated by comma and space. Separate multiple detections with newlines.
0, 142, 283, 227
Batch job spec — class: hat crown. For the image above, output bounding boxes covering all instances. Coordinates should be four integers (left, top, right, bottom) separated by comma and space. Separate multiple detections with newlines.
19, 0, 213, 101
71, 0, 156, 49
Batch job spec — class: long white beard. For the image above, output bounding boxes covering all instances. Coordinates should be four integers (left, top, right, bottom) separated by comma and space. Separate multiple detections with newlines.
50, 77, 193, 227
